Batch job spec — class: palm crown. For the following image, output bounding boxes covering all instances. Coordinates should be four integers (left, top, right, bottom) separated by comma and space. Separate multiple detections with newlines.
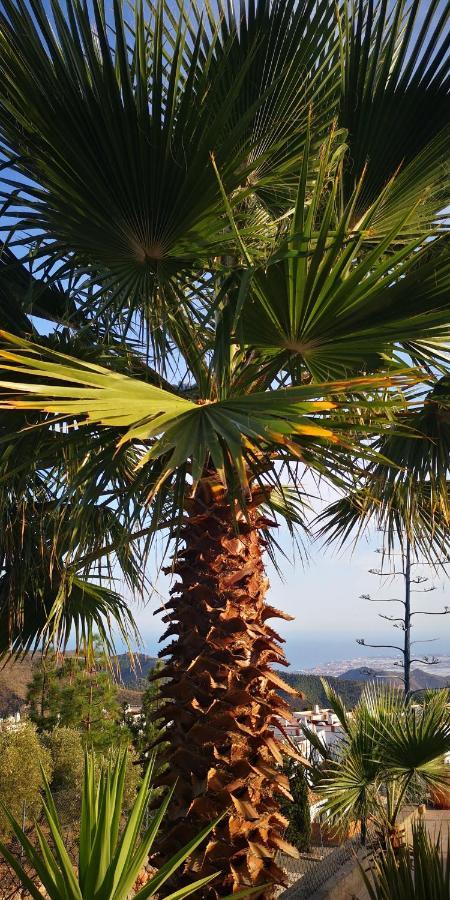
0, 0, 449, 894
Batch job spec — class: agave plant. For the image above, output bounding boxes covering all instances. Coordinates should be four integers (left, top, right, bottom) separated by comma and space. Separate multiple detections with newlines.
0, 0, 449, 895
0, 751, 261, 899
306, 682, 450, 845
358, 822, 450, 900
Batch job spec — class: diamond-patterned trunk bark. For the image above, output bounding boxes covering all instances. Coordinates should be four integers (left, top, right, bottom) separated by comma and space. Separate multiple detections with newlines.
150, 475, 302, 896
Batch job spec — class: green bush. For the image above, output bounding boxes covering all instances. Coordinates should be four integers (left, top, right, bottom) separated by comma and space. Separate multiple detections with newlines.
279, 758, 311, 852
42, 726, 84, 824
43, 726, 142, 824
0, 722, 52, 838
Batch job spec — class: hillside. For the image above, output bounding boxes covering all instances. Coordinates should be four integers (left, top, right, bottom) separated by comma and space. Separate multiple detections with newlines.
113, 653, 159, 690
0, 652, 158, 717
0, 656, 35, 716
281, 671, 365, 709
3, 653, 445, 719
338, 666, 449, 691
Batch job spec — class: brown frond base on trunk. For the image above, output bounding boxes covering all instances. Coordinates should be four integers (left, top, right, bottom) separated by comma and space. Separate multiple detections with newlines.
150, 476, 304, 897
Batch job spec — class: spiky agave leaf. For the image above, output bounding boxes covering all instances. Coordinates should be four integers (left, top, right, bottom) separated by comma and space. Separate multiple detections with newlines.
0, 751, 245, 899
359, 821, 450, 900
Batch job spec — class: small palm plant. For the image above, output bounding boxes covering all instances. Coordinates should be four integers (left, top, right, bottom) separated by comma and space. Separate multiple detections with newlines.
305, 682, 450, 846
0, 752, 257, 899
359, 822, 450, 900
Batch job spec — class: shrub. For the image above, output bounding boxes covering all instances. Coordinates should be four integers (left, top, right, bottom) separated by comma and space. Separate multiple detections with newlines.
0, 752, 262, 898
0, 722, 52, 838
279, 759, 311, 852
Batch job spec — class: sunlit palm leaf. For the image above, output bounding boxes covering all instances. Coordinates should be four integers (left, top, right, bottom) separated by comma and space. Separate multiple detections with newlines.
0, 332, 414, 499
339, 0, 450, 232
241, 136, 450, 380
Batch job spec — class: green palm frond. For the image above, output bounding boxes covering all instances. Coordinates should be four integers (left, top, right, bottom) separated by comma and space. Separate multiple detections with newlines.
171, 0, 340, 211
0, 417, 148, 659
0, 331, 414, 503
318, 753, 382, 830
315, 682, 450, 836
240, 132, 450, 380
339, 0, 450, 231
316, 379, 450, 558
0, 0, 338, 312
0, 247, 78, 332
1, 575, 141, 661
321, 678, 352, 734
378, 690, 450, 786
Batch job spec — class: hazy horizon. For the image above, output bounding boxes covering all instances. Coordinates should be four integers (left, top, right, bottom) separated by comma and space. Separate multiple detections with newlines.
124, 516, 450, 672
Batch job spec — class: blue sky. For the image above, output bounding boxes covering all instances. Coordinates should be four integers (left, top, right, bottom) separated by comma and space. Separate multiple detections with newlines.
126, 482, 450, 669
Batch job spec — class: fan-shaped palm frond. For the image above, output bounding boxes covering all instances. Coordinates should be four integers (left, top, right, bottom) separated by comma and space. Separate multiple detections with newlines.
317, 379, 450, 558
314, 681, 450, 839
339, 0, 450, 233
0, 247, 77, 333
0, 330, 415, 506
241, 135, 450, 380
0, 0, 339, 319
0, 471, 143, 659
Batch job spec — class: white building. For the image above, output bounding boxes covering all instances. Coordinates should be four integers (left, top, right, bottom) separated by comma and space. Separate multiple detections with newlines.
0, 710, 23, 732
272, 704, 344, 759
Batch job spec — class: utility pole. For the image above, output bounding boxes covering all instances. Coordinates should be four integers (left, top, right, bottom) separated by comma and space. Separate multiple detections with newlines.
356, 537, 449, 697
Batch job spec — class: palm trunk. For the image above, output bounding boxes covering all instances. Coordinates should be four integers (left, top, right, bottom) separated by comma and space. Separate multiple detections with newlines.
150, 474, 302, 896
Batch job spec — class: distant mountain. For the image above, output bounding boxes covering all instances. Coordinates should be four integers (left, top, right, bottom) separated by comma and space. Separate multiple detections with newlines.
338, 666, 449, 691
409, 668, 449, 690
338, 666, 397, 683
113, 653, 159, 690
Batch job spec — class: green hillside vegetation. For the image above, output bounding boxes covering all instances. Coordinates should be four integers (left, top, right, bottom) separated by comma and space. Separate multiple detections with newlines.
0, 652, 157, 717
113, 653, 159, 691
282, 671, 365, 710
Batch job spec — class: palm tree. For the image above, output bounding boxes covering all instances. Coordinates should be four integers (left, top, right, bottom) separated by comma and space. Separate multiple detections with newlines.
0, 0, 449, 894
306, 681, 450, 847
